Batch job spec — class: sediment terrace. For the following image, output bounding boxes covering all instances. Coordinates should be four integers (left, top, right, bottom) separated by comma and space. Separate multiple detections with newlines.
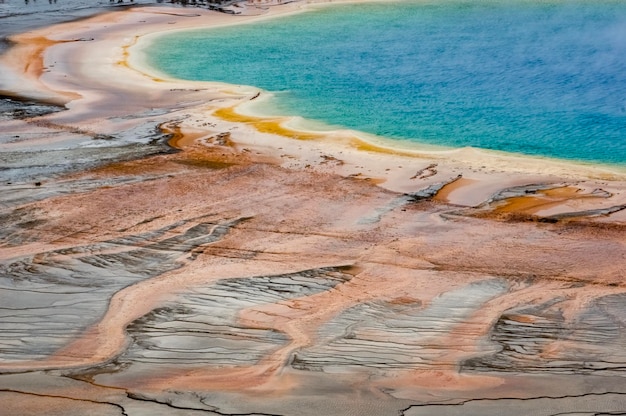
1, 4, 626, 415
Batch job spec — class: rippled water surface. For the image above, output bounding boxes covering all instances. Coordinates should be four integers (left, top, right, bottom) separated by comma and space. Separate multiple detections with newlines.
147, 0, 626, 164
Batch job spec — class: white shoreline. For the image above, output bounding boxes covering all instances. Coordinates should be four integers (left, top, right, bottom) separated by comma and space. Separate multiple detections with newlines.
0, 1, 625, 212
126, 2, 626, 181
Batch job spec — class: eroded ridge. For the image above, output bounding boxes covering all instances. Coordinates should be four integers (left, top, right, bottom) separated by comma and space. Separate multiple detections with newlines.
464, 293, 626, 375
293, 279, 508, 372
100, 267, 353, 371
0, 216, 244, 362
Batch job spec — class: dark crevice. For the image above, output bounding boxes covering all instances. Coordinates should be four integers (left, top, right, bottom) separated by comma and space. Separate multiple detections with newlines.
405, 176, 462, 202
127, 391, 285, 416
399, 391, 626, 415
0, 388, 129, 415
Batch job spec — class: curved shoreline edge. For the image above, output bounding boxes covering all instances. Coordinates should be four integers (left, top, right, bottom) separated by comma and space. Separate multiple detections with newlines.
130, 0, 626, 176
127, 2, 626, 218
0, 1, 624, 212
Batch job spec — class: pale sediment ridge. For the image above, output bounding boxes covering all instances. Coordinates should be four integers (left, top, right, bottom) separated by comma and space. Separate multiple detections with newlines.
1, 3, 626, 416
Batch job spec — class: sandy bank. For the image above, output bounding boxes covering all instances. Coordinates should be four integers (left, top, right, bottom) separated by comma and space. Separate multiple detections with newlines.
1, 2, 625, 206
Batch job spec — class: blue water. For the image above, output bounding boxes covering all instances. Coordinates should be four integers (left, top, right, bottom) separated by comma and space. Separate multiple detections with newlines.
146, 0, 626, 165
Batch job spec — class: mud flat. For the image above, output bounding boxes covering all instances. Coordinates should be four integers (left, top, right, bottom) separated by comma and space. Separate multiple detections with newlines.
1, 4, 626, 416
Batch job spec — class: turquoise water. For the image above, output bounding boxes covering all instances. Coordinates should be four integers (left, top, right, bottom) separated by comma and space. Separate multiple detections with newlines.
146, 0, 626, 165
